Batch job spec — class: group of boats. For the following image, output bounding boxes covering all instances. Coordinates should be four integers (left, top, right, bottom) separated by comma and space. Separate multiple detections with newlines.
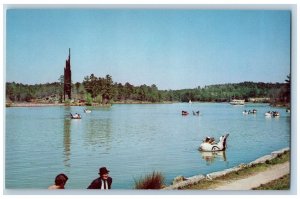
230, 99, 284, 118
181, 110, 200, 116
242, 109, 281, 117
70, 109, 92, 119
242, 109, 257, 114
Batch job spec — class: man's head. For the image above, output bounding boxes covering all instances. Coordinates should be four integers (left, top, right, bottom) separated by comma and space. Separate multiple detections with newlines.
99, 167, 110, 180
55, 173, 68, 188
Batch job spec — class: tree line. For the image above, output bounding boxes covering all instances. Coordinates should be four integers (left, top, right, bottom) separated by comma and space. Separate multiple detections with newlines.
6, 74, 290, 105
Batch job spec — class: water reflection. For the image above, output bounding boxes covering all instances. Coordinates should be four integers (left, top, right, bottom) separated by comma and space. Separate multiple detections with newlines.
63, 107, 71, 168
84, 118, 112, 152
200, 151, 227, 165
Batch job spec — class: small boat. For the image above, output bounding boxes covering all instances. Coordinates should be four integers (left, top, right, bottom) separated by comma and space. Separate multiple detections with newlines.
242, 110, 249, 114
272, 111, 280, 117
199, 134, 229, 152
193, 111, 200, 116
265, 111, 280, 117
84, 109, 92, 113
182, 110, 189, 116
70, 113, 81, 119
230, 99, 245, 105
189, 100, 192, 104
248, 109, 257, 114
265, 111, 272, 117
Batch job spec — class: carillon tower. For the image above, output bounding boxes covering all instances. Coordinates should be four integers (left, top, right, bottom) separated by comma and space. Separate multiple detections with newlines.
64, 48, 72, 100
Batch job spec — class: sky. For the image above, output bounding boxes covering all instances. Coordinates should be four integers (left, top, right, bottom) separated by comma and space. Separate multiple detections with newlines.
6, 9, 291, 90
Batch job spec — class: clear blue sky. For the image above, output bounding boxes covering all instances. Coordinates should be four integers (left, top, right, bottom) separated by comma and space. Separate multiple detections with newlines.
6, 9, 290, 90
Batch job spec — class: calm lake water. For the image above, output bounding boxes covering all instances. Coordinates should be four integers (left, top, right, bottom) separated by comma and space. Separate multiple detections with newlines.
5, 103, 290, 189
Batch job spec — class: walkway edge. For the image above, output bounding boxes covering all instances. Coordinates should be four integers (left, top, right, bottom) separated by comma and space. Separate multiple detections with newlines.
163, 147, 290, 190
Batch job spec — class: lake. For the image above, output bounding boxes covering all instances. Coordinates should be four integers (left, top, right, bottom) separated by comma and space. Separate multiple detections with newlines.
5, 103, 290, 189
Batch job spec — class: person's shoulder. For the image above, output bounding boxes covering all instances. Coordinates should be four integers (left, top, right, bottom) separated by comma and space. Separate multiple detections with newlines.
92, 177, 100, 183
87, 177, 101, 189
48, 185, 60, 189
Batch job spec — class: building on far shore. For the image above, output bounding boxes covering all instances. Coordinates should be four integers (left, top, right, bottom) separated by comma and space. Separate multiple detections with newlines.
64, 48, 72, 101
248, 97, 270, 103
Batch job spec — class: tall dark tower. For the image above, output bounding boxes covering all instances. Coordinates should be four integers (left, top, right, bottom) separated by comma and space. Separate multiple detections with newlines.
64, 48, 72, 101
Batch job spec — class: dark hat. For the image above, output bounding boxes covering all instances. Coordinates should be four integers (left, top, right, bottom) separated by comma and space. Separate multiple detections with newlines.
99, 167, 109, 175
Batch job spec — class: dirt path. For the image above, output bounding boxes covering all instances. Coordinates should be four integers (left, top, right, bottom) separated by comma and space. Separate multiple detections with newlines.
212, 162, 290, 190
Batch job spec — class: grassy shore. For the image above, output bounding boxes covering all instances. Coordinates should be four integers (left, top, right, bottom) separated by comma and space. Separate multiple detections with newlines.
182, 150, 290, 190
253, 174, 290, 190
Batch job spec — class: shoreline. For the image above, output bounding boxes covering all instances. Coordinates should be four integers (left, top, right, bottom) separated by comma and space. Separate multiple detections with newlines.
164, 147, 290, 190
6, 101, 273, 107
6, 103, 65, 107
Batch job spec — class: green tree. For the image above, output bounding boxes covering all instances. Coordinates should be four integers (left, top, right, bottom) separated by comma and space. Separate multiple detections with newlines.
284, 74, 291, 103
85, 93, 93, 106
124, 82, 134, 100
58, 75, 64, 102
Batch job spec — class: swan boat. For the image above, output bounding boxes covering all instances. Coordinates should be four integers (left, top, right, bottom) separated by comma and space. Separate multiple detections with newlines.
199, 134, 229, 152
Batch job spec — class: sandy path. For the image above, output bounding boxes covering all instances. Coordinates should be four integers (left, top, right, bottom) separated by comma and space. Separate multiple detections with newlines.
213, 162, 290, 190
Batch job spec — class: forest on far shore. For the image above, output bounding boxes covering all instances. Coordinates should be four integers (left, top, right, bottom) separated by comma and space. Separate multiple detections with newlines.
6, 74, 290, 106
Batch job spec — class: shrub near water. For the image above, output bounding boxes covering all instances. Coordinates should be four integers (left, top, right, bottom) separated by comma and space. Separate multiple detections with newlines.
134, 171, 165, 189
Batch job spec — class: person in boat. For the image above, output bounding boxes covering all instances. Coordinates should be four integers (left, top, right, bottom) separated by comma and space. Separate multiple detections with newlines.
87, 167, 112, 189
48, 173, 68, 189
182, 110, 189, 115
204, 136, 216, 144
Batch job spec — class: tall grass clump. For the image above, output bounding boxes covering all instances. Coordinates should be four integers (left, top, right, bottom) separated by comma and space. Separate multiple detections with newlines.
134, 171, 165, 189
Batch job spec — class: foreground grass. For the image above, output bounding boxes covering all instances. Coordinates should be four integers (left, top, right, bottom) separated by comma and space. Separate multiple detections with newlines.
183, 151, 290, 190
253, 174, 290, 190
134, 171, 165, 189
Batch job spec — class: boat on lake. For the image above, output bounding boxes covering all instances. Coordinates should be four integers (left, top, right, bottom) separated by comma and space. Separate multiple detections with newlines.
273, 111, 280, 117
265, 111, 280, 117
265, 111, 272, 117
70, 113, 81, 119
230, 99, 245, 105
182, 110, 189, 116
242, 110, 249, 114
199, 134, 229, 152
193, 111, 200, 116
84, 109, 92, 113
243, 109, 257, 114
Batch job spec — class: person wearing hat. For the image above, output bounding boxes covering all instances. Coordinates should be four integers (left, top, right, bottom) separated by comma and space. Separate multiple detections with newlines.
87, 167, 112, 189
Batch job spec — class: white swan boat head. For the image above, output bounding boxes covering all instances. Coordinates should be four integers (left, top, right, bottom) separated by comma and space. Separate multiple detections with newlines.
198, 134, 229, 152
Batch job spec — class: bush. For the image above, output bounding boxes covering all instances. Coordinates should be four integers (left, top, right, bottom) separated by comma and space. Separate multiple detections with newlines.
134, 171, 165, 189
64, 99, 71, 106
85, 93, 93, 106
95, 95, 102, 104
